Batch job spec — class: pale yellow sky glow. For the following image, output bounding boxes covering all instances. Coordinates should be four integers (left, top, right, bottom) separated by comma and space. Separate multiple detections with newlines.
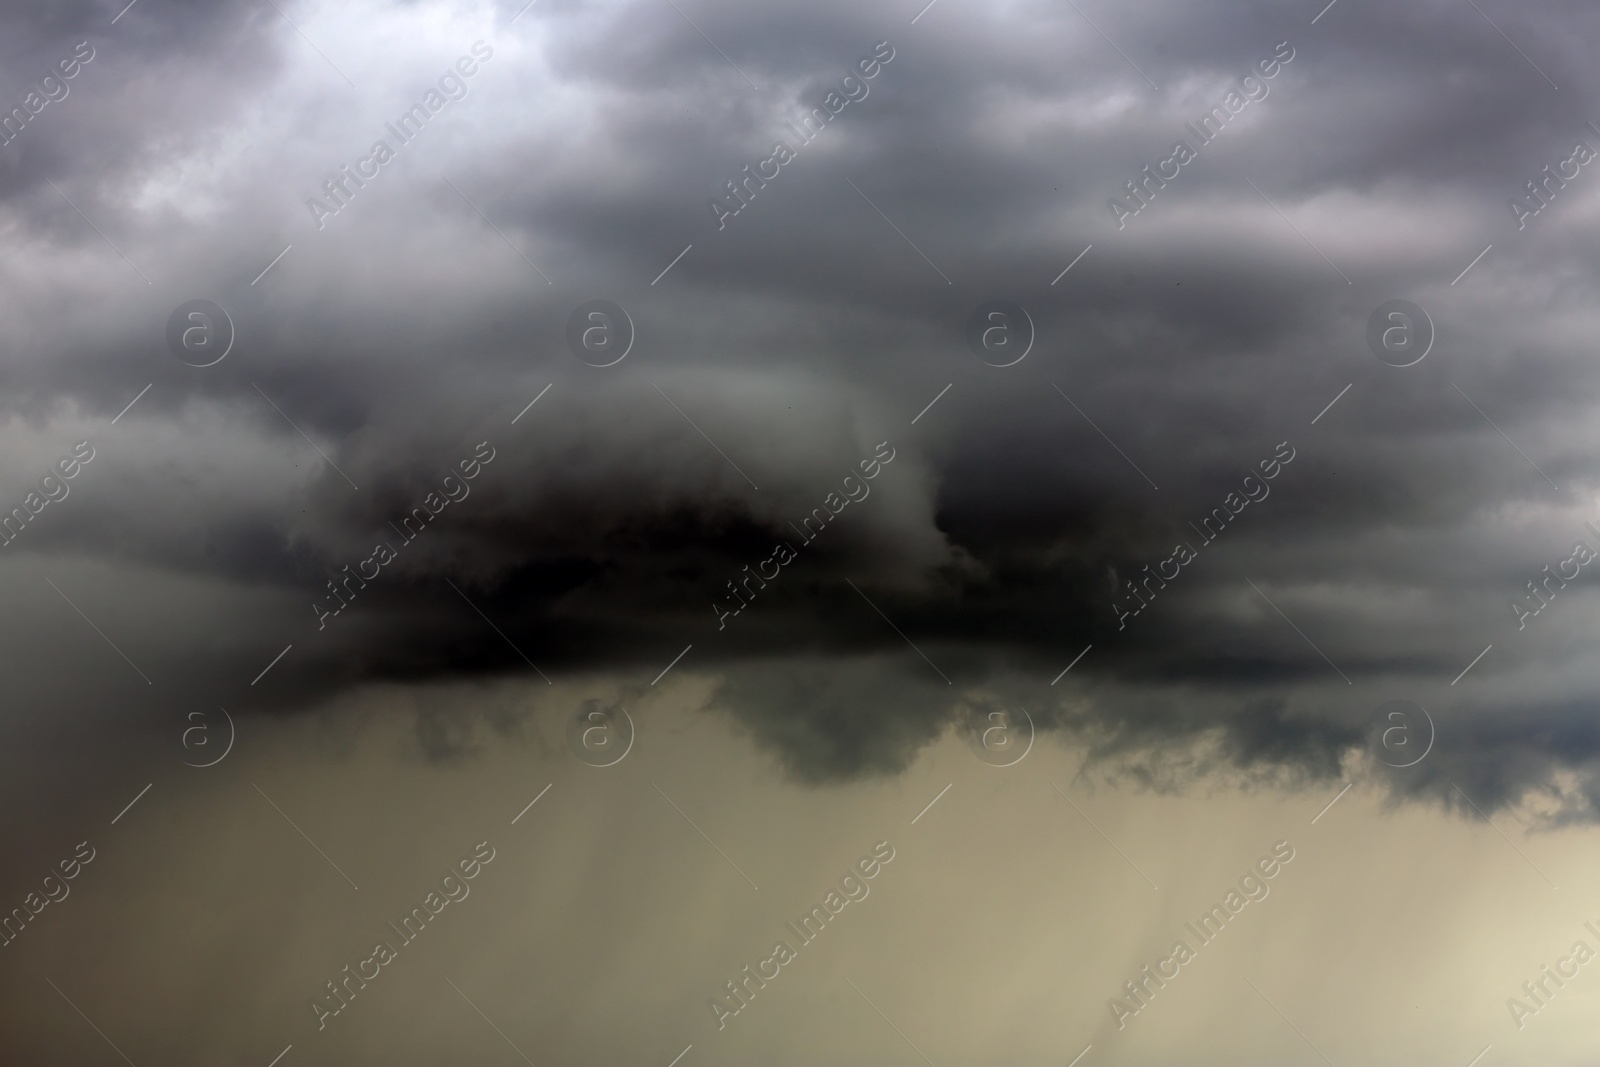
5, 674, 1598, 1066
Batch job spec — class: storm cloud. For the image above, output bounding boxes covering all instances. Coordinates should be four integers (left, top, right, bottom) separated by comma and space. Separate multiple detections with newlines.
2, 0, 1600, 827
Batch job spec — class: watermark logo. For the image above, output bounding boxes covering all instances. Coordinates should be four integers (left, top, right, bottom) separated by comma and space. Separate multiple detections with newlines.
1365, 699, 1433, 768
965, 301, 1033, 366
706, 40, 895, 232
718, 442, 895, 632
708, 840, 895, 1030
0, 841, 95, 950
1107, 39, 1295, 229
1509, 139, 1596, 230
1365, 300, 1432, 367
305, 42, 494, 231
181, 707, 235, 768
965, 706, 1034, 767
166, 300, 234, 367
1107, 840, 1295, 1030
565, 299, 634, 367
312, 841, 495, 1030
1507, 923, 1600, 1030
1115, 441, 1295, 629
566, 702, 635, 767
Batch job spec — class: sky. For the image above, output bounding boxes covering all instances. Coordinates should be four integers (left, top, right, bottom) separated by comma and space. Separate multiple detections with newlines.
3, 0, 1600, 1063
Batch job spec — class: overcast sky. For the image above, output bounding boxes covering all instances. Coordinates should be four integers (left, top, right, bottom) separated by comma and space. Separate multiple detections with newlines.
5, 0, 1600, 1063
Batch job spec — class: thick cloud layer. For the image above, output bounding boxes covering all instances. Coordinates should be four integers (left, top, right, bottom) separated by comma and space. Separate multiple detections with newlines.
3, 0, 1600, 826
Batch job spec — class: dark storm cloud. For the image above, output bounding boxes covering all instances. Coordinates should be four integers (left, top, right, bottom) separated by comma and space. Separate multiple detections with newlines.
3, 0, 1600, 820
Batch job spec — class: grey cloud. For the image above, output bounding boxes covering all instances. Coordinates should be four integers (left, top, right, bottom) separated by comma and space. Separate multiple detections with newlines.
0, 0, 1599, 833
